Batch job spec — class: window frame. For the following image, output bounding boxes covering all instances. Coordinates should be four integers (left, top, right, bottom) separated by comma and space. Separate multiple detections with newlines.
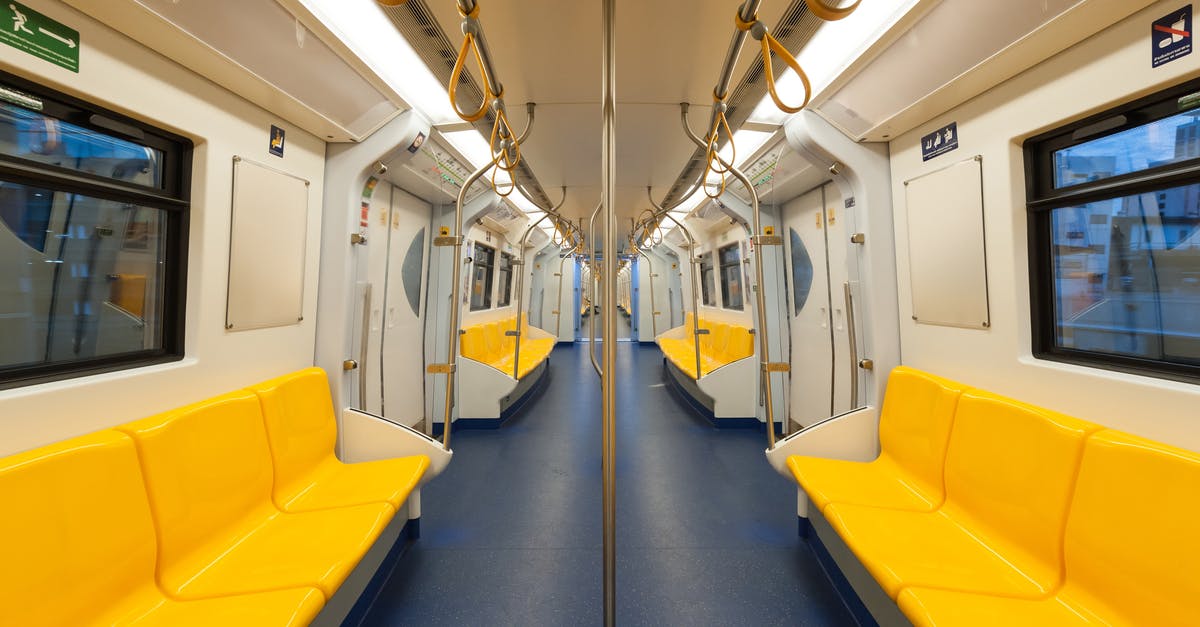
718, 242, 744, 311
0, 71, 192, 390
470, 242, 496, 311
1024, 76, 1200, 383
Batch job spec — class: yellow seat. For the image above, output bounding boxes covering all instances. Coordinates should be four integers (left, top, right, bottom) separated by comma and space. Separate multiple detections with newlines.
118, 390, 392, 601
898, 429, 1200, 627
459, 327, 486, 362
788, 367, 964, 513
252, 368, 429, 513
0, 430, 323, 627
824, 391, 1098, 599
658, 317, 755, 379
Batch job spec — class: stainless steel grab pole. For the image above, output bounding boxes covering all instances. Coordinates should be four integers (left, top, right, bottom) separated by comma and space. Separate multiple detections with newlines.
648, 190, 704, 379
601, 0, 617, 622
511, 189, 567, 379
635, 247, 658, 338
679, 106, 778, 448
439, 160, 492, 451
844, 282, 859, 409
587, 200, 603, 377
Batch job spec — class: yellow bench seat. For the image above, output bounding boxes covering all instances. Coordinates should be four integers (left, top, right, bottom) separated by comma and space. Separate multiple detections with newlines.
118, 390, 393, 601
823, 391, 1098, 599
897, 429, 1200, 627
0, 430, 323, 627
658, 314, 754, 379
460, 315, 554, 378
254, 367, 429, 513
788, 367, 964, 512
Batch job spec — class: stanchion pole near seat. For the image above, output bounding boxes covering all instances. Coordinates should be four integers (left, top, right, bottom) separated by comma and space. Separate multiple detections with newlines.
647, 189, 704, 380
511, 188, 568, 379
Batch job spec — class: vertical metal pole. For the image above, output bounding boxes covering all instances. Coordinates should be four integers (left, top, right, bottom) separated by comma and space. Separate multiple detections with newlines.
651, 193, 704, 378
637, 249, 658, 338
600, 0, 617, 622
555, 254, 568, 338
727, 163, 778, 449
588, 201, 604, 377
440, 162, 492, 451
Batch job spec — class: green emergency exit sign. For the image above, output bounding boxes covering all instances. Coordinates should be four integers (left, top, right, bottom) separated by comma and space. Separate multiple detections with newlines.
0, 2, 78, 72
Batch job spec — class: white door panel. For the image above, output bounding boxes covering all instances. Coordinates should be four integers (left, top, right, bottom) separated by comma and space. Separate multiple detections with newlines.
380, 185, 431, 428
784, 187, 833, 427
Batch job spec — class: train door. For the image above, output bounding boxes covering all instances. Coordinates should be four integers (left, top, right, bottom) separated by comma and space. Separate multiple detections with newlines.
379, 186, 431, 428
783, 183, 854, 427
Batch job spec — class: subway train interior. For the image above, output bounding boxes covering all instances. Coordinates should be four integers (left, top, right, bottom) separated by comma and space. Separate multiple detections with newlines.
2, 0, 1199, 625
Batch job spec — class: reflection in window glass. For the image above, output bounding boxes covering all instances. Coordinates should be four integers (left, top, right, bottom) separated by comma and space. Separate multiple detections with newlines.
700, 252, 716, 307
0, 102, 165, 188
719, 243, 743, 310
1054, 109, 1200, 189
1051, 183, 1200, 365
0, 182, 167, 372
470, 243, 495, 311
790, 228, 814, 315
497, 252, 513, 307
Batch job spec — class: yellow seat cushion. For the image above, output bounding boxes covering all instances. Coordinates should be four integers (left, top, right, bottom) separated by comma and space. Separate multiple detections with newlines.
253, 368, 429, 513
118, 390, 392, 600
0, 430, 325, 627
788, 367, 964, 513
897, 429, 1200, 627
98, 588, 325, 627
824, 390, 1098, 599
896, 587, 1109, 627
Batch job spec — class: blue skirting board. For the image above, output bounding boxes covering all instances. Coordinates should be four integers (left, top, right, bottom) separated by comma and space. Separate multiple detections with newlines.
801, 517, 879, 627
340, 518, 420, 627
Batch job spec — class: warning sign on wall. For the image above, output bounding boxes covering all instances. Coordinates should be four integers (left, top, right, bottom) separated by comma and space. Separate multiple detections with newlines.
1153, 6, 1192, 68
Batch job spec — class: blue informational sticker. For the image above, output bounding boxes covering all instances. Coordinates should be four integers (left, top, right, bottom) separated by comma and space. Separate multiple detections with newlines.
920, 122, 959, 162
269, 124, 285, 157
1153, 6, 1192, 68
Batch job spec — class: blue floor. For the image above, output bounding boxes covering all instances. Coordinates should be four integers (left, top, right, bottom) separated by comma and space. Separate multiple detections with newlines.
360, 343, 854, 626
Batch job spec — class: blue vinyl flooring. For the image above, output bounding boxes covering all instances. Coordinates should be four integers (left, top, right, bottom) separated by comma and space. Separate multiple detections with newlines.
360, 342, 854, 626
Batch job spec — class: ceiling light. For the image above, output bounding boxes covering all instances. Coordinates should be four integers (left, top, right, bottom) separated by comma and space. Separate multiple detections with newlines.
745, 1, 918, 126
441, 130, 493, 169
300, 0, 460, 125
719, 129, 775, 166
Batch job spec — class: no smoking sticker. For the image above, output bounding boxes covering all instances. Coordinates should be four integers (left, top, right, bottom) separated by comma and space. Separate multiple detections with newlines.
1153, 6, 1192, 68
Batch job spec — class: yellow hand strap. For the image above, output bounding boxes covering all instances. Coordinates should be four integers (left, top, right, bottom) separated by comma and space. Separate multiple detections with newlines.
448, 3, 494, 123
804, 0, 861, 22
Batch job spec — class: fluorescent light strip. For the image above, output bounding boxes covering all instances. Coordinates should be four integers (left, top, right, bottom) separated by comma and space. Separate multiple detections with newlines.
301, 0, 460, 125
746, 1, 918, 125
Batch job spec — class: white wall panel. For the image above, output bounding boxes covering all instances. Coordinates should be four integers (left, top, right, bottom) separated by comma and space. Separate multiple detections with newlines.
0, 0, 326, 456
888, 0, 1200, 452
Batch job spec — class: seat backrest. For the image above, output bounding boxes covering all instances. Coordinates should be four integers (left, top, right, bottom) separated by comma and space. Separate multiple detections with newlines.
707, 324, 731, 360
460, 327, 483, 360
118, 390, 277, 570
684, 312, 695, 335
877, 367, 964, 503
943, 391, 1097, 579
723, 327, 755, 362
1064, 430, 1200, 624
0, 431, 157, 626
483, 322, 504, 359
251, 368, 337, 506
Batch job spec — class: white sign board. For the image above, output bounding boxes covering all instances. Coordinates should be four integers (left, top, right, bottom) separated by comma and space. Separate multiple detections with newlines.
903, 156, 990, 329
225, 157, 310, 331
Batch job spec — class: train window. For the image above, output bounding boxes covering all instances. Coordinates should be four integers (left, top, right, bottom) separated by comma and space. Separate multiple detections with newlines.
718, 243, 743, 310
0, 73, 190, 389
497, 252, 513, 307
470, 243, 495, 311
700, 252, 716, 307
1026, 79, 1200, 381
